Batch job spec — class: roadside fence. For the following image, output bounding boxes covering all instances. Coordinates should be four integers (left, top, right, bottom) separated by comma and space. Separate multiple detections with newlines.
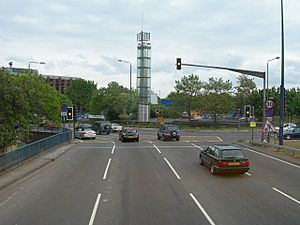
0, 130, 71, 172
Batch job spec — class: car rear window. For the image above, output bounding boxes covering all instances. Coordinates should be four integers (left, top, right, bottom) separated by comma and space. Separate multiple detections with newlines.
221, 149, 245, 159
124, 129, 137, 133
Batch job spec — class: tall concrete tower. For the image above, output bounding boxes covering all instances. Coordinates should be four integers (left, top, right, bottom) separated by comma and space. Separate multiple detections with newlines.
137, 31, 151, 122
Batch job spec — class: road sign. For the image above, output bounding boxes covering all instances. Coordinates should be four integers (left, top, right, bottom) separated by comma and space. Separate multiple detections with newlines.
262, 120, 277, 133
250, 122, 256, 128
265, 100, 274, 109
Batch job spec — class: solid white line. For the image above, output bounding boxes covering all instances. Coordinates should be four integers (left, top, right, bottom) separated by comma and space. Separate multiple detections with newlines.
164, 157, 181, 180
103, 158, 112, 180
153, 144, 162, 154
272, 187, 300, 205
189, 193, 216, 225
244, 147, 300, 169
192, 143, 204, 150
148, 141, 153, 144
216, 136, 223, 141
112, 141, 115, 145
245, 172, 251, 176
88, 193, 102, 225
79, 147, 112, 149
111, 145, 115, 154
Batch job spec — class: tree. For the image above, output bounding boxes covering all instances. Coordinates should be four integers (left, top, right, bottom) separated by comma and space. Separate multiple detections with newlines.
89, 82, 137, 121
65, 79, 97, 113
0, 69, 29, 149
203, 77, 234, 125
234, 75, 257, 110
15, 72, 62, 125
173, 74, 205, 117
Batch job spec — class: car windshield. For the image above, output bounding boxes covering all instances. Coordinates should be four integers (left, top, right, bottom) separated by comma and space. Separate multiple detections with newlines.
221, 149, 245, 159
166, 126, 178, 130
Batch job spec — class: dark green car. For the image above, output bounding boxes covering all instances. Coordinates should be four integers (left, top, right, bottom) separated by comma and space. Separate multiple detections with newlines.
199, 145, 250, 175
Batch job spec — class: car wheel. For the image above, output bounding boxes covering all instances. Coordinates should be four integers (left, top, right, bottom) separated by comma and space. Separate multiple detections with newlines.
200, 157, 204, 165
136, 138, 139, 142
163, 136, 167, 141
210, 164, 216, 175
176, 137, 180, 141
286, 134, 292, 140
157, 134, 160, 140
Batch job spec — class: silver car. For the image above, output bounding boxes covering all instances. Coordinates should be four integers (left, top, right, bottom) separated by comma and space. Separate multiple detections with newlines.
75, 127, 96, 139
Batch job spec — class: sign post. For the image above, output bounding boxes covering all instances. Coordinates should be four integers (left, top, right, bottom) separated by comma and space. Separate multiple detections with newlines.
250, 121, 257, 142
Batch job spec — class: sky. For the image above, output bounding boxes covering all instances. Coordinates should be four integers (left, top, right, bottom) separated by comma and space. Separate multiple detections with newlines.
1, 0, 299, 98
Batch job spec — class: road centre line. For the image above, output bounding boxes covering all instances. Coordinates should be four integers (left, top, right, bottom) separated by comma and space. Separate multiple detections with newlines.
244, 148, 300, 169
103, 158, 112, 180
189, 193, 216, 225
111, 144, 115, 154
152, 144, 162, 154
245, 172, 251, 176
88, 193, 102, 225
164, 157, 181, 180
272, 187, 300, 205
192, 143, 204, 150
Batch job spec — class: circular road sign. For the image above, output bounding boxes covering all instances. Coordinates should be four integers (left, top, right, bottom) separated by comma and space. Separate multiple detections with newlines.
265, 100, 274, 109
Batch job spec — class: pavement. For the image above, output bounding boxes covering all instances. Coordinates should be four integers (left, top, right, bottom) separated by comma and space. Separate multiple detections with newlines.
0, 141, 76, 191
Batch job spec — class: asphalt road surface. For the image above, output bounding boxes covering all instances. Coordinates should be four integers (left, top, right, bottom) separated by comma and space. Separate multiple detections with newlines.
0, 129, 299, 225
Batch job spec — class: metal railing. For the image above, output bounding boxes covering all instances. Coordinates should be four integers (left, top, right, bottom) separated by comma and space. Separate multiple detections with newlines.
0, 130, 71, 172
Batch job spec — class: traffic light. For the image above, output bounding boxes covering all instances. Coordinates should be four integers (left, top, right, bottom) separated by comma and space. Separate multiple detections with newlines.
155, 109, 160, 117
245, 105, 251, 118
176, 58, 181, 70
67, 107, 73, 120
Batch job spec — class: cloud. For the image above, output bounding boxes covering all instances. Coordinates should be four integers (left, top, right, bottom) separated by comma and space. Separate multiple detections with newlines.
0, 0, 300, 98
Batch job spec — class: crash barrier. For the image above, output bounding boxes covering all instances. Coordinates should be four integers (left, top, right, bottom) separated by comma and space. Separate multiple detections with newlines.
0, 130, 71, 172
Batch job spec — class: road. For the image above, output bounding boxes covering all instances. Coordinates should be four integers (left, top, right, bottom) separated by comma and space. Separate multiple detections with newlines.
0, 129, 299, 225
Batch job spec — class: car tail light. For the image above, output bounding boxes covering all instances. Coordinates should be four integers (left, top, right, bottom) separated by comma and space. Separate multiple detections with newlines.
240, 160, 250, 166
216, 161, 229, 167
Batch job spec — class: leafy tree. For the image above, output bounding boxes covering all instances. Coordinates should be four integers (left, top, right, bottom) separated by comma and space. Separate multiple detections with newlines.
65, 79, 97, 113
0, 70, 29, 149
285, 88, 300, 122
203, 77, 234, 125
89, 82, 137, 121
16, 72, 62, 125
173, 74, 204, 117
234, 75, 257, 110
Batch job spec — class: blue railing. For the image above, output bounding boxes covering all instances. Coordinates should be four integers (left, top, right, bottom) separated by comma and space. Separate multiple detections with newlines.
0, 130, 71, 172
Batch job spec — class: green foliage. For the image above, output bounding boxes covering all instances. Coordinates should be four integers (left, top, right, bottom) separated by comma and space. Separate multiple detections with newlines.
89, 82, 137, 121
234, 75, 257, 109
0, 70, 29, 148
65, 79, 97, 113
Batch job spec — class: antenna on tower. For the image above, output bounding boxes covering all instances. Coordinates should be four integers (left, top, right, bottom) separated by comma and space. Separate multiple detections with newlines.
141, 12, 144, 31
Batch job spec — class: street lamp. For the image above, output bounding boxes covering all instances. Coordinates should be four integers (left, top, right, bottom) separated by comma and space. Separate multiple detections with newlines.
28, 61, 46, 69
118, 59, 132, 90
266, 57, 280, 100
279, 0, 285, 145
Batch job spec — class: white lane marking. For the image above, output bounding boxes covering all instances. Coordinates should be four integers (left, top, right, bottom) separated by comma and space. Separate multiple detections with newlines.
79, 147, 112, 149
148, 141, 153, 144
189, 193, 216, 225
103, 158, 112, 180
88, 193, 102, 225
244, 147, 300, 169
192, 143, 204, 150
152, 144, 162, 154
272, 187, 300, 205
112, 141, 115, 145
111, 145, 116, 154
216, 136, 223, 141
164, 157, 181, 180
245, 172, 251, 176
0, 191, 19, 207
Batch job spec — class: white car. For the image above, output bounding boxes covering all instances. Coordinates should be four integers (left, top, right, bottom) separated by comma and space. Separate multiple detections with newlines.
275, 123, 297, 132
75, 127, 96, 139
111, 123, 123, 132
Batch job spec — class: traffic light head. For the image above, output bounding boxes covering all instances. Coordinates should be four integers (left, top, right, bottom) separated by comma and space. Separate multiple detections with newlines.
67, 107, 73, 120
176, 58, 181, 70
245, 106, 251, 118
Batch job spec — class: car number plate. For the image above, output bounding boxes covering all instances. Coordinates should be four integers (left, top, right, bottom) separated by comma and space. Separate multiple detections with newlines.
228, 162, 240, 166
